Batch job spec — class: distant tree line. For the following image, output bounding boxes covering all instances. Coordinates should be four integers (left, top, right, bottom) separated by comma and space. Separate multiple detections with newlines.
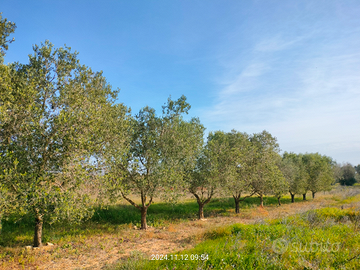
0, 13, 358, 248
334, 163, 359, 186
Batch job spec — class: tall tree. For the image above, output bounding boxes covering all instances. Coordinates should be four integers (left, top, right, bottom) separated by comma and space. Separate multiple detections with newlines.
0, 41, 126, 247
105, 96, 204, 229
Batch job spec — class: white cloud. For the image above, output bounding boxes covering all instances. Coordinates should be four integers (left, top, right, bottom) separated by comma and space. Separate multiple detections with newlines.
220, 62, 270, 96
254, 35, 306, 52
201, 32, 360, 165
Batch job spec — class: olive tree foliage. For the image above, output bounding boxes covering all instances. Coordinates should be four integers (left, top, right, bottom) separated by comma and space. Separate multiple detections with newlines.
0, 41, 125, 247
280, 152, 308, 203
104, 96, 205, 229
302, 153, 335, 199
187, 131, 229, 219
355, 165, 360, 182
271, 155, 289, 206
335, 162, 356, 186
249, 130, 284, 207
0, 13, 16, 227
0, 12, 16, 63
220, 130, 255, 214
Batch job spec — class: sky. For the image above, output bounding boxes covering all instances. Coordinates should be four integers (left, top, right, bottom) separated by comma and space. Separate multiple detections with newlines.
1, 0, 360, 165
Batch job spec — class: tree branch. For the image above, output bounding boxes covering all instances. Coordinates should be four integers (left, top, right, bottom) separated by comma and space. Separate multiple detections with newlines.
120, 190, 141, 210
145, 196, 153, 208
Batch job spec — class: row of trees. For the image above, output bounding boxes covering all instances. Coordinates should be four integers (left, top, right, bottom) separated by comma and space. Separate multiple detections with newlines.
0, 14, 353, 248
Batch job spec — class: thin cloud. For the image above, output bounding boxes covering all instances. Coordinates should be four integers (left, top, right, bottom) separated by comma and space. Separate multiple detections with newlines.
201, 30, 360, 164
220, 62, 270, 96
254, 35, 307, 52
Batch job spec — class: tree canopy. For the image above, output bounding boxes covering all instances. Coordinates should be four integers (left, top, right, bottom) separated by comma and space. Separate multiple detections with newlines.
104, 96, 205, 228
335, 162, 357, 186
0, 40, 127, 246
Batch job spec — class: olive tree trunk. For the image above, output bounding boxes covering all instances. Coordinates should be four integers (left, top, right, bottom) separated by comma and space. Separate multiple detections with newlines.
290, 193, 295, 203
33, 215, 43, 247
198, 203, 205, 219
259, 194, 264, 207
192, 192, 213, 220
140, 207, 148, 230
233, 192, 255, 214
234, 198, 240, 214
121, 191, 153, 230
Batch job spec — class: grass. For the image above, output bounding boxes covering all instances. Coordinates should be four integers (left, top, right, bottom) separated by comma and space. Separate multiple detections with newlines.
0, 188, 356, 269
119, 207, 360, 270
0, 195, 300, 248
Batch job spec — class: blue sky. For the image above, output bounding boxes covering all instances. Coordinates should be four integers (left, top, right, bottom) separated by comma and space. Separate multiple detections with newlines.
2, 0, 360, 165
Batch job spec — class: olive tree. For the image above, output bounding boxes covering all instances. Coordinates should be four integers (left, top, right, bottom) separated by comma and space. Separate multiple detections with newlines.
271, 155, 289, 206
302, 153, 335, 199
355, 165, 360, 182
0, 41, 126, 247
336, 162, 356, 186
104, 96, 204, 229
249, 130, 283, 207
0, 13, 16, 226
220, 130, 255, 213
280, 152, 308, 203
187, 131, 228, 219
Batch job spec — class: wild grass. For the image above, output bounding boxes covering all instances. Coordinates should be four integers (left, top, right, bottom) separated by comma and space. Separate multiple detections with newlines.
1, 189, 357, 269
0, 195, 299, 248
125, 207, 360, 270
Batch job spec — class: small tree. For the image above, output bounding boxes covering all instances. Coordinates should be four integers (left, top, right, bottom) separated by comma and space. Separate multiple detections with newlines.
280, 152, 307, 203
271, 175, 288, 206
271, 154, 288, 205
187, 131, 227, 219
221, 130, 255, 213
249, 130, 283, 207
188, 152, 217, 220
336, 163, 356, 186
105, 96, 204, 229
302, 153, 335, 199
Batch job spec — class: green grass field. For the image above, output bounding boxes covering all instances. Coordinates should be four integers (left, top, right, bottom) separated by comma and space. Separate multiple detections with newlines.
0, 195, 301, 247
1, 188, 360, 269
114, 207, 360, 270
